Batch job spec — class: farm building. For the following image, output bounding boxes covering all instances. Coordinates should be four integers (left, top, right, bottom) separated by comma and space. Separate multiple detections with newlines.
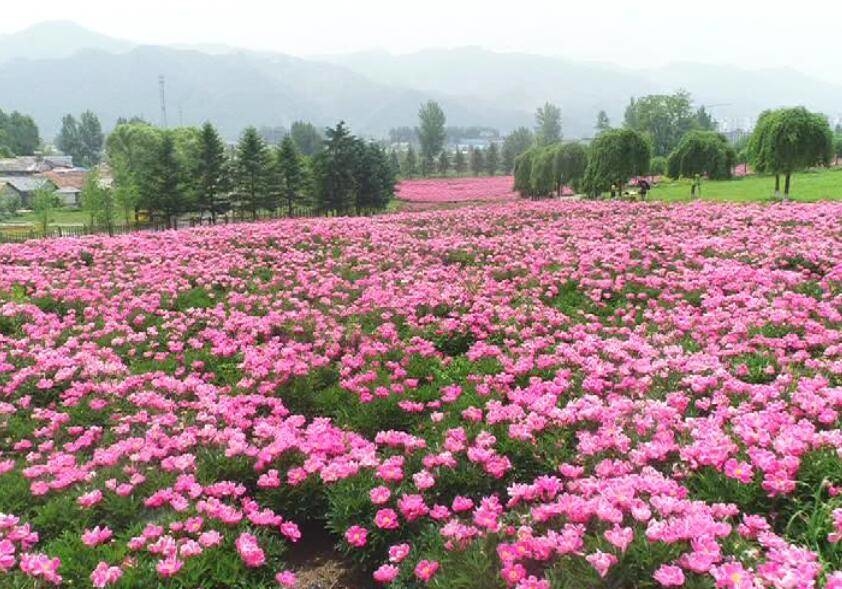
0, 176, 57, 208
37, 169, 87, 207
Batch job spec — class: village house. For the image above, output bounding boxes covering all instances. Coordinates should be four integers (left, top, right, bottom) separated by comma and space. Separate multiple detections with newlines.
0, 155, 86, 208
0, 176, 57, 208
37, 169, 86, 207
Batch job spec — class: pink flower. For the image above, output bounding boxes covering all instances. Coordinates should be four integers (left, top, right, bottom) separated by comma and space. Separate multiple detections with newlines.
586, 551, 618, 578
370, 486, 392, 505
276, 570, 298, 587
375, 508, 400, 530
653, 564, 685, 586
19, 553, 62, 585
502, 563, 527, 585
414, 559, 440, 582
724, 459, 754, 484
345, 525, 368, 548
90, 561, 123, 588
82, 526, 113, 547
235, 532, 266, 568
604, 526, 634, 553
156, 557, 183, 578
373, 563, 400, 583
388, 543, 410, 563
78, 489, 104, 508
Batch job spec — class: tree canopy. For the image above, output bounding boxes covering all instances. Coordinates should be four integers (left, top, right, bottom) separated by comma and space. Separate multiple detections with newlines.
501, 127, 534, 174
0, 109, 40, 155
748, 107, 832, 198
535, 102, 562, 146
624, 91, 707, 157
417, 101, 447, 176
57, 111, 105, 168
667, 130, 735, 180
582, 128, 651, 196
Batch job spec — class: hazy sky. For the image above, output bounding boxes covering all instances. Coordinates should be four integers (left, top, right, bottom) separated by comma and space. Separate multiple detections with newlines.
4, 0, 842, 83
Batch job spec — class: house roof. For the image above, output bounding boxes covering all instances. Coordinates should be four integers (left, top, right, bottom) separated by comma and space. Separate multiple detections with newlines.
0, 176, 55, 192
0, 157, 40, 174
37, 169, 87, 190
0, 156, 76, 175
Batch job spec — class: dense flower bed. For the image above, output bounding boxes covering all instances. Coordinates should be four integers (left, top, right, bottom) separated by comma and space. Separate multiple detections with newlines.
397, 176, 519, 203
0, 201, 841, 588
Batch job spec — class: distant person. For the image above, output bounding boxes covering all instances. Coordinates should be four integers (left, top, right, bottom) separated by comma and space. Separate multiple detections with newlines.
638, 178, 651, 201
691, 174, 702, 199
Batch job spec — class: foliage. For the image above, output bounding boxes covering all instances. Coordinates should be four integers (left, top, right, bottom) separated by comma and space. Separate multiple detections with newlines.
289, 120, 324, 157
484, 143, 500, 176
80, 168, 116, 233
748, 107, 833, 198
534, 102, 562, 146
234, 127, 274, 219
146, 131, 188, 228
667, 130, 735, 180
501, 127, 534, 174
57, 111, 104, 167
437, 150, 450, 176
196, 122, 230, 222
275, 136, 307, 216
312, 122, 395, 214
553, 142, 589, 192
453, 149, 467, 176
582, 128, 651, 195
417, 101, 447, 176
650, 155, 667, 176
402, 145, 418, 178
624, 91, 702, 156
595, 110, 611, 135
31, 184, 60, 233
469, 147, 484, 176
0, 108, 40, 155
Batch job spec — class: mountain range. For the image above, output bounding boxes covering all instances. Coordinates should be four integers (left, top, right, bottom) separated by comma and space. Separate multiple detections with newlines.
1, 21, 840, 141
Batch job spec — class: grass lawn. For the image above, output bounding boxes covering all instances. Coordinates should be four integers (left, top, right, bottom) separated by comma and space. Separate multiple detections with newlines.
650, 167, 842, 202
0, 208, 89, 228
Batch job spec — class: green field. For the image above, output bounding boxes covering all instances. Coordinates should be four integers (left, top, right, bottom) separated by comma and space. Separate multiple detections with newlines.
650, 167, 842, 202
0, 208, 89, 228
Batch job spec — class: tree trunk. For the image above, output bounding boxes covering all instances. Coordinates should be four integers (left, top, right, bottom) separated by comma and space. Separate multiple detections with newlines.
784, 173, 791, 201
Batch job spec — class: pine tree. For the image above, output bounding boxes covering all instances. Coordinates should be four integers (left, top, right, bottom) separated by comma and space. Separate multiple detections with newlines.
78, 111, 104, 166
535, 102, 562, 146
234, 127, 273, 219
417, 101, 446, 177
196, 122, 229, 223
437, 150, 450, 176
453, 149, 467, 176
312, 122, 357, 214
276, 136, 306, 216
402, 145, 418, 178
56, 115, 82, 163
485, 143, 500, 175
147, 132, 185, 229
470, 147, 485, 176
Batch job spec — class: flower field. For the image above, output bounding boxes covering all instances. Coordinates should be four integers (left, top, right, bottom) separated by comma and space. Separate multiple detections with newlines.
397, 176, 519, 205
0, 201, 841, 588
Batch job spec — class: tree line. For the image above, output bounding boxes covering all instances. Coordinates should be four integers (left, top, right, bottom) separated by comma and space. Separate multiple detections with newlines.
0, 109, 40, 157
95, 120, 395, 230
511, 91, 839, 200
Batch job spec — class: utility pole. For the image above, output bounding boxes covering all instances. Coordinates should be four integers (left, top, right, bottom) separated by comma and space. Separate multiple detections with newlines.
159, 75, 168, 129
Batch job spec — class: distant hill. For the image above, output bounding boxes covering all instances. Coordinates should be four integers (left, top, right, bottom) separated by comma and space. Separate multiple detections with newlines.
0, 21, 134, 63
326, 47, 842, 135
0, 44, 531, 141
1, 22, 840, 142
